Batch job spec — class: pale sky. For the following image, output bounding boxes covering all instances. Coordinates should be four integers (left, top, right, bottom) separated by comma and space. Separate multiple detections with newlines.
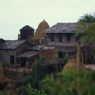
0, 0, 95, 40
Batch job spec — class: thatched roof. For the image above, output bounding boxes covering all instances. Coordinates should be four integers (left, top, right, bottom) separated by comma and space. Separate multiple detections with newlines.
33, 20, 49, 41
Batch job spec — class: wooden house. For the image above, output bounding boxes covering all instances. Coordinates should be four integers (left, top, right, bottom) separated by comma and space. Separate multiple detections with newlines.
0, 40, 38, 67
0, 25, 38, 68
45, 23, 94, 64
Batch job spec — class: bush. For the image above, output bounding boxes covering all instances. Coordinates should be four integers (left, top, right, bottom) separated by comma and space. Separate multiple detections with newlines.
26, 84, 46, 95
41, 70, 95, 95
18, 76, 33, 86
18, 57, 47, 89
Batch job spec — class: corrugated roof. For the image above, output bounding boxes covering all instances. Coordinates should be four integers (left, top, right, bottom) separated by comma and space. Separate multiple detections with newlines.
18, 51, 38, 58
0, 40, 25, 50
46, 23, 77, 33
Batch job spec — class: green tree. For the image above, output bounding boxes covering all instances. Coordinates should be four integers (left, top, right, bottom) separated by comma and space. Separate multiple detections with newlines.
19, 57, 46, 89
31, 57, 46, 88
76, 13, 95, 64
79, 13, 95, 23
77, 13, 95, 43
41, 70, 95, 95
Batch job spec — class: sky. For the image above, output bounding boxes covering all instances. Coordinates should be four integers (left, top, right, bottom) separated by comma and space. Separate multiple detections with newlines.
0, 0, 95, 40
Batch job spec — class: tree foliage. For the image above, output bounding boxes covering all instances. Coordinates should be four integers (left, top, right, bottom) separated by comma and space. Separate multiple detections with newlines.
76, 13, 95, 43
26, 84, 46, 95
18, 57, 46, 89
41, 70, 95, 95
79, 13, 95, 23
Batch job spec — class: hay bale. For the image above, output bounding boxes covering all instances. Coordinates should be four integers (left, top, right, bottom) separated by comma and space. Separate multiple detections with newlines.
63, 59, 86, 72
33, 20, 49, 42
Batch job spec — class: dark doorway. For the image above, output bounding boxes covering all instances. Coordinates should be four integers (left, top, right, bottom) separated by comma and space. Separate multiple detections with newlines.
10, 55, 14, 64
58, 51, 64, 58
20, 58, 26, 67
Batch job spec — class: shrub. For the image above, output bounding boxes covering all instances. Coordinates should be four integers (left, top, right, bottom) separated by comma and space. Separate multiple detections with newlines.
41, 70, 95, 95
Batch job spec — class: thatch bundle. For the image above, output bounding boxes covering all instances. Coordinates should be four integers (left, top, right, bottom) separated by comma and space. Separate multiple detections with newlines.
63, 42, 86, 72
63, 59, 86, 72
33, 20, 49, 43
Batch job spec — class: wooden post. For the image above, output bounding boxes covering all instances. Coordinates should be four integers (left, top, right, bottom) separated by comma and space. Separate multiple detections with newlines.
76, 42, 81, 95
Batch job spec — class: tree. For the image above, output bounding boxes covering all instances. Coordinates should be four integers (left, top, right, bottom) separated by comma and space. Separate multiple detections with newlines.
76, 13, 95, 64
77, 13, 95, 43
79, 13, 95, 23
41, 70, 95, 95
18, 57, 46, 89
31, 57, 47, 88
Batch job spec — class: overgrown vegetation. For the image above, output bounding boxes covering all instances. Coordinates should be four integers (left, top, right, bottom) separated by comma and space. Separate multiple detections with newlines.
41, 70, 95, 95
76, 13, 95, 43
1, 13, 95, 95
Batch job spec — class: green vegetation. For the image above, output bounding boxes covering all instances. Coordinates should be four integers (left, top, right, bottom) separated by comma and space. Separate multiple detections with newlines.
26, 84, 46, 95
0, 91, 5, 95
41, 70, 95, 95
18, 69, 95, 95
79, 13, 95, 23
76, 13, 95, 43
1, 13, 95, 95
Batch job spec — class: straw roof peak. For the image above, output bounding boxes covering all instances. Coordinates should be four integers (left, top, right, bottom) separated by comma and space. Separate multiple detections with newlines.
33, 20, 49, 41
38, 19, 49, 28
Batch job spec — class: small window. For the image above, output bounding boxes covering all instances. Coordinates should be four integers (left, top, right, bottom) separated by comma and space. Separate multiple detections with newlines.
59, 34, 62, 42
66, 35, 71, 42
50, 34, 54, 42
10, 55, 14, 64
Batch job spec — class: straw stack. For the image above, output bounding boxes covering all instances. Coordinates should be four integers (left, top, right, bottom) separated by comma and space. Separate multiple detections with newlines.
63, 59, 86, 72
63, 42, 86, 72
33, 20, 49, 43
